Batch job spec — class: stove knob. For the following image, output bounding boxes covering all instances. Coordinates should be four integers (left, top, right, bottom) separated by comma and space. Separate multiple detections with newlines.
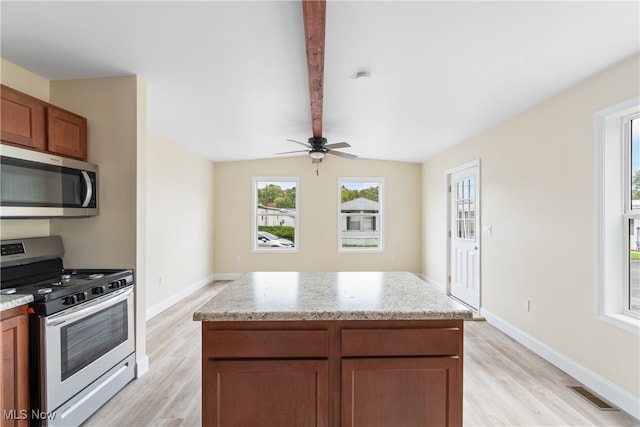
76, 292, 88, 302
62, 295, 77, 305
120, 279, 128, 287
92, 285, 106, 295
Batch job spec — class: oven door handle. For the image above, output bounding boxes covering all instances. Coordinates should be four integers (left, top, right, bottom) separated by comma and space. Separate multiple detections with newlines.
46, 287, 133, 327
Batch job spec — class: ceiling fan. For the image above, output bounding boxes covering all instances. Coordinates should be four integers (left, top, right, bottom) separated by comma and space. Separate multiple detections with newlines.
277, 0, 358, 164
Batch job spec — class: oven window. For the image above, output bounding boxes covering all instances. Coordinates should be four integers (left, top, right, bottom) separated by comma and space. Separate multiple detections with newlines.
60, 300, 127, 381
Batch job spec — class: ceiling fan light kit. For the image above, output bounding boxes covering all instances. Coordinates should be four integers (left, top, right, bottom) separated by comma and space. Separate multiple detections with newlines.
278, 0, 358, 168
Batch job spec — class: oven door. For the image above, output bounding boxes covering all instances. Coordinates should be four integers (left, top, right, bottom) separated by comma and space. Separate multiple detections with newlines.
42, 286, 134, 412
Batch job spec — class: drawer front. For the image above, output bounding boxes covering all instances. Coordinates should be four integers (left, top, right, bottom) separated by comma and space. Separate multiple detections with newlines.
204, 329, 329, 358
342, 328, 461, 357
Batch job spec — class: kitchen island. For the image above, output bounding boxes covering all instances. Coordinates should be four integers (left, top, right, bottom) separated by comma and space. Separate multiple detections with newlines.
194, 271, 472, 427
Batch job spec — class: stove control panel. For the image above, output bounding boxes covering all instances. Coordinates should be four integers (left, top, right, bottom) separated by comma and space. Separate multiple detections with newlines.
62, 291, 89, 306
1, 242, 25, 256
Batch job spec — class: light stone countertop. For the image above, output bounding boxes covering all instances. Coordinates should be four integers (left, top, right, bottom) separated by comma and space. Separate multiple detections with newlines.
193, 271, 472, 322
1, 294, 34, 313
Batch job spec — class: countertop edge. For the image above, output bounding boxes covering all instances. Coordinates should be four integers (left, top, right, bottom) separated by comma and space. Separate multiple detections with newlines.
1, 294, 34, 313
193, 310, 473, 322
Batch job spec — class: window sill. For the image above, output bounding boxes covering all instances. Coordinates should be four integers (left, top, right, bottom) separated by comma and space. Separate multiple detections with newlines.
598, 312, 640, 336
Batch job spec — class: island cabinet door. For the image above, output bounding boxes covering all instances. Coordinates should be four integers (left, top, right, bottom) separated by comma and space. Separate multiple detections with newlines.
203, 359, 329, 427
341, 356, 462, 427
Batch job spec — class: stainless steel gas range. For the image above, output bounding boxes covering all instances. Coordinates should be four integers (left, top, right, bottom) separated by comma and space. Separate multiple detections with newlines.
0, 236, 135, 427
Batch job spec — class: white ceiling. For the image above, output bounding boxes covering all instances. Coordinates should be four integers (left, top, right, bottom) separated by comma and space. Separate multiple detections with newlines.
1, 1, 638, 163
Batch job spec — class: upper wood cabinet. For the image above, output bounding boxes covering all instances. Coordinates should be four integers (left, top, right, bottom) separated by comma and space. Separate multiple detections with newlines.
0, 85, 46, 151
47, 105, 87, 160
1, 85, 88, 161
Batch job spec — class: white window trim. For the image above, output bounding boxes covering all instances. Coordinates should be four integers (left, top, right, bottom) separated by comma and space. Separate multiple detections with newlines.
595, 97, 640, 335
252, 176, 299, 253
337, 177, 384, 253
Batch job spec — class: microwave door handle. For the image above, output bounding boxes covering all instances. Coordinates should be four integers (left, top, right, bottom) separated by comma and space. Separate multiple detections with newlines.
81, 171, 93, 208
46, 287, 133, 327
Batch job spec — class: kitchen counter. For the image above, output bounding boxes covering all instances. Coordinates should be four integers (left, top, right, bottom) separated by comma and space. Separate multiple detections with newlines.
1, 294, 33, 312
196, 271, 470, 426
193, 271, 472, 322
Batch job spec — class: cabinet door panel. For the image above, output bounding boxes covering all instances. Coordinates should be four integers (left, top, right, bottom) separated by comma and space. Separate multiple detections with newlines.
1, 85, 46, 150
47, 106, 87, 160
204, 359, 328, 427
1, 307, 29, 427
342, 357, 461, 427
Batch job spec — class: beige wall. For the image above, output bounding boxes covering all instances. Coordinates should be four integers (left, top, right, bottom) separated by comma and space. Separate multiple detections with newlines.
422, 55, 640, 406
145, 132, 215, 313
214, 156, 421, 274
0, 58, 49, 101
48, 75, 147, 370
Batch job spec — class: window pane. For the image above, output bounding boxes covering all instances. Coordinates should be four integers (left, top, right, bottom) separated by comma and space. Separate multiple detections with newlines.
339, 179, 382, 250
631, 117, 639, 210
454, 176, 476, 240
254, 179, 297, 250
630, 218, 640, 314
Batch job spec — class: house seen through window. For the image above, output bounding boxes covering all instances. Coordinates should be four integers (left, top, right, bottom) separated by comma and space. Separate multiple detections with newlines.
253, 177, 298, 252
339, 178, 384, 252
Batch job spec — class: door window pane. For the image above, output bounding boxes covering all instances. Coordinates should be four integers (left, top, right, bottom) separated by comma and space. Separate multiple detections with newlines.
454, 176, 476, 241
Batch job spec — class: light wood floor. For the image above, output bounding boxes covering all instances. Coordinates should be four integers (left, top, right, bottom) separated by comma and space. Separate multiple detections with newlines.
83, 282, 639, 427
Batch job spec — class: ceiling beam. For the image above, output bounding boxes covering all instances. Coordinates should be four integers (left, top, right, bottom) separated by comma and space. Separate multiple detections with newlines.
302, 0, 326, 139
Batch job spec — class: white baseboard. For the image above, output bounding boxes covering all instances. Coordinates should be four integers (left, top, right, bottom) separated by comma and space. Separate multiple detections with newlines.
145, 274, 215, 321
135, 355, 149, 378
212, 273, 242, 281
422, 275, 446, 293
481, 309, 640, 420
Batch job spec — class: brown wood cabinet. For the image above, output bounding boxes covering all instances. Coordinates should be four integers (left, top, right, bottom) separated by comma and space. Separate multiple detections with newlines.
1, 85, 87, 160
0, 85, 46, 151
201, 319, 463, 427
1, 305, 29, 427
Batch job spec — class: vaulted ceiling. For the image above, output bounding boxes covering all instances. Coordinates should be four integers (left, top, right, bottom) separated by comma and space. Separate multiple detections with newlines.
2, 1, 638, 163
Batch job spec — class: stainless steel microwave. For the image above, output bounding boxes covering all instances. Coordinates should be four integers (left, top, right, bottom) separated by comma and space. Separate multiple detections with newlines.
0, 145, 98, 218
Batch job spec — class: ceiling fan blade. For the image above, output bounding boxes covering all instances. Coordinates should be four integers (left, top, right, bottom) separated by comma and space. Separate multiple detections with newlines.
302, 0, 326, 138
327, 150, 357, 160
276, 149, 310, 155
286, 139, 312, 148
324, 142, 350, 149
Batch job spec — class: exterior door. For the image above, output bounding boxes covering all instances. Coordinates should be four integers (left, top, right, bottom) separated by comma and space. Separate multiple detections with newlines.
449, 164, 480, 310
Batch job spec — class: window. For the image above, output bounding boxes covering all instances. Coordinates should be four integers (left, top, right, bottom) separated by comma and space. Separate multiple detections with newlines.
596, 97, 640, 334
626, 114, 639, 315
454, 176, 476, 240
338, 178, 384, 252
252, 177, 298, 252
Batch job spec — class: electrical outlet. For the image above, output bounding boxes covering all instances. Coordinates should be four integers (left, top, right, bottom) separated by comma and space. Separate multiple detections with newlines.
522, 298, 530, 312
159, 275, 163, 286
236, 255, 241, 263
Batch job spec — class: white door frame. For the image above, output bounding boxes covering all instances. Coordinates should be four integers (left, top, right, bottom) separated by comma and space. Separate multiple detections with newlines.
445, 159, 481, 311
